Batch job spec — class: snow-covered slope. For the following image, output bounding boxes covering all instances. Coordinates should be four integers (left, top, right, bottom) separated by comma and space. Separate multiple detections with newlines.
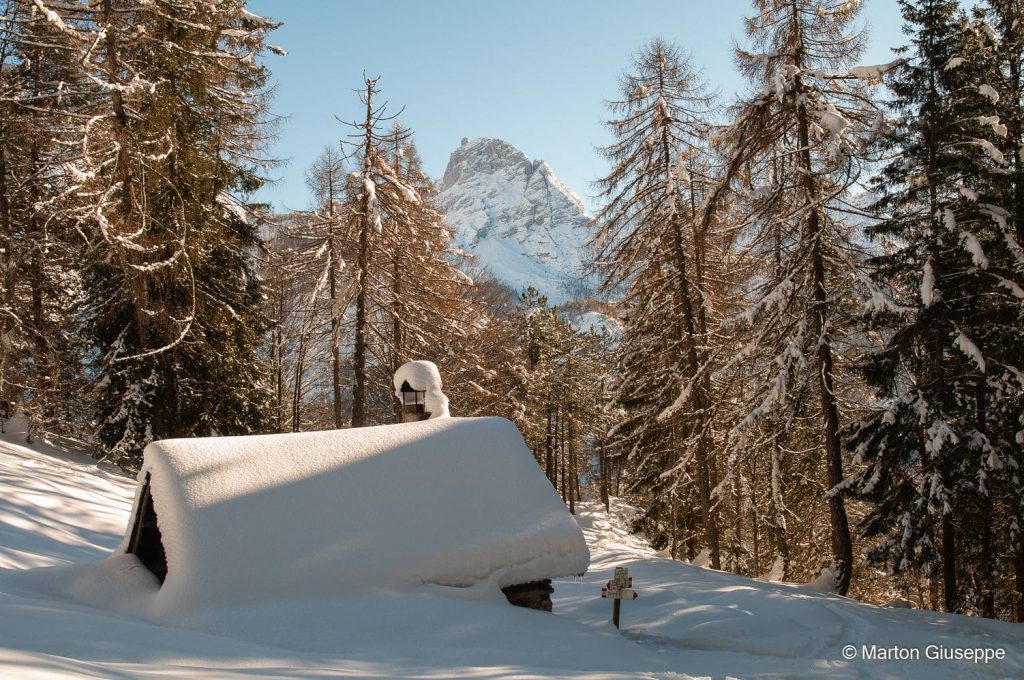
438, 138, 594, 304
1, 418, 1022, 679
559, 501, 1024, 678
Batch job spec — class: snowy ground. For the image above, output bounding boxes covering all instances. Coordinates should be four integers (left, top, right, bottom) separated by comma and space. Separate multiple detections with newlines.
1, 416, 1022, 679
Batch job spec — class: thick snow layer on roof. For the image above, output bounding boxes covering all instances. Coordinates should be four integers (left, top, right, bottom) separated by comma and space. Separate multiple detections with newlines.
393, 360, 449, 419
118, 416, 586, 617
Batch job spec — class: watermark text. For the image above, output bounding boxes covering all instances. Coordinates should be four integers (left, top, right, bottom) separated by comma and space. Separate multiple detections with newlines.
841, 644, 1006, 664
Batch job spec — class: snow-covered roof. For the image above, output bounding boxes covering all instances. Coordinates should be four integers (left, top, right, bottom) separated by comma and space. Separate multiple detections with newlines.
120, 417, 588, 616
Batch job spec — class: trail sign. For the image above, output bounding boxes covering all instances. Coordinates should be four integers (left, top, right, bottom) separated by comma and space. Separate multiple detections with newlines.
600, 566, 638, 628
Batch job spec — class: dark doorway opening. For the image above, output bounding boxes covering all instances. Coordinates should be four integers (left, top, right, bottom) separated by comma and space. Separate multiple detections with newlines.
126, 473, 168, 583
502, 579, 553, 611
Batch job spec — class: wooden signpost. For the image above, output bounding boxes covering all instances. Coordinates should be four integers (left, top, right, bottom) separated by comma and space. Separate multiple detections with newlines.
601, 566, 638, 629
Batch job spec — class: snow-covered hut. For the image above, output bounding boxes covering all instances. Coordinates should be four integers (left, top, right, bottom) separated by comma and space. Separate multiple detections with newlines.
121, 416, 589, 616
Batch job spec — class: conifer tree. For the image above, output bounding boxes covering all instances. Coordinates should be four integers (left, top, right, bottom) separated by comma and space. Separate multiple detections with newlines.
31, 0, 279, 464
846, 0, 1024, 614
700, 0, 882, 594
379, 131, 478, 422
341, 77, 400, 427
339, 81, 480, 426
0, 2, 84, 439
503, 288, 613, 511
979, 0, 1024, 623
301, 145, 348, 428
590, 39, 722, 567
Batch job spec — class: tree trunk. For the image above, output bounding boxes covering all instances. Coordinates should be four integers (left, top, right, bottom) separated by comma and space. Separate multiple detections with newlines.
976, 380, 995, 618
599, 438, 610, 511
795, 78, 852, 596
328, 227, 343, 429
1005, 25, 1024, 626
568, 410, 577, 514
103, 0, 151, 357
1015, 541, 1024, 623
771, 435, 791, 580
670, 484, 679, 560
391, 247, 404, 424
733, 475, 743, 574
273, 293, 284, 432
390, 139, 405, 424
545, 404, 555, 483
559, 406, 567, 502
1010, 32, 1024, 247
351, 81, 375, 428
942, 514, 959, 613
292, 331, 306, 432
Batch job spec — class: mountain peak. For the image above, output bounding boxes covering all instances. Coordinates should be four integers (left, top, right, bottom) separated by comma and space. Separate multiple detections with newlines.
438, 137, 593, 304
441, 138, 531, 190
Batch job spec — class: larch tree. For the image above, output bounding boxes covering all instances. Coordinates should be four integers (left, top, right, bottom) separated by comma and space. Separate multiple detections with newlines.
0, 1, 86, 440
589, 39, 722, 567
378, 131, 479, 423
301, 145, 349, 428
340, 77, 396, 427
700, 0, 883, 595
339, 79, 478, 426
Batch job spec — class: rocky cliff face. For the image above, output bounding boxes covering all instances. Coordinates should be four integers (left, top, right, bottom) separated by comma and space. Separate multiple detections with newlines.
437, 138, 593, 304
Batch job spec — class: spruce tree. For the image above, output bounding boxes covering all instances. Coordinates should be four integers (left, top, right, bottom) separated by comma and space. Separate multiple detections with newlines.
846, 0, 1022, 615
34, 0, 279, 464
975, 0, 1024, 621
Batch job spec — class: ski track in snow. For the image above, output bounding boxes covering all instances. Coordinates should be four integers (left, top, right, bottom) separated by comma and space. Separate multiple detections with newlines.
1, 416, 1022, 679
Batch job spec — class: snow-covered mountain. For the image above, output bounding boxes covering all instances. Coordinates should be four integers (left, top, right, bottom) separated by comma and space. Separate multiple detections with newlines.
438, 138, 594, 304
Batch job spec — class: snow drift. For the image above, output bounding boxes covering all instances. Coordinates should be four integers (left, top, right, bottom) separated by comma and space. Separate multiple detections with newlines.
99, 417, 587, 618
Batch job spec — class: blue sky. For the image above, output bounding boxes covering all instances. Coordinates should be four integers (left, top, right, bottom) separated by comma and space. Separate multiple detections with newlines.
247, 0, 906, 212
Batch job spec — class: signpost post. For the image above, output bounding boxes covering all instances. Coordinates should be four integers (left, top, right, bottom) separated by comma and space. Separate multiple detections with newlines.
600, 566, 638, 629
